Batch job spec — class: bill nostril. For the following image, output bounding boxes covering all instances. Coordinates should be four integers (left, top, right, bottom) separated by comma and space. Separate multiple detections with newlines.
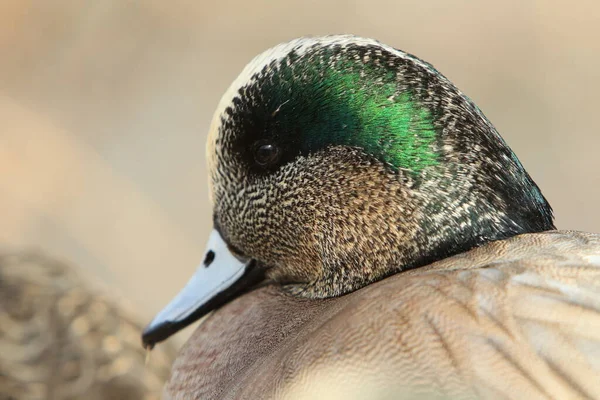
203, 250, 216, 267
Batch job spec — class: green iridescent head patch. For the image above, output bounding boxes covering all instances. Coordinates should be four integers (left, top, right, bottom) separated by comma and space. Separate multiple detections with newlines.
238, 46, 440, 173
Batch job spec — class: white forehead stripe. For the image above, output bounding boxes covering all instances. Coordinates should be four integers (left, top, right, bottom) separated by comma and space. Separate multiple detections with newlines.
214, 35, 433, 123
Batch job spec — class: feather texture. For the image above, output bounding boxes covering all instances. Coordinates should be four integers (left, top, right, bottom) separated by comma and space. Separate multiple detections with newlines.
166, 231, 600, 399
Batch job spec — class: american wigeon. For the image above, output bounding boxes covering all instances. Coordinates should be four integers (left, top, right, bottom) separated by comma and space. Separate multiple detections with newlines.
143, 36, 600, 399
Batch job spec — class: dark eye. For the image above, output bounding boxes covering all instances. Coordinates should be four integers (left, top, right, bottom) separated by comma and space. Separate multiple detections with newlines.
253, 142, 281, 167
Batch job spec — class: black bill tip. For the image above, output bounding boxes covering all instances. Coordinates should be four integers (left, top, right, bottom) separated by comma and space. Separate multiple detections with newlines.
142, 322, 177, 350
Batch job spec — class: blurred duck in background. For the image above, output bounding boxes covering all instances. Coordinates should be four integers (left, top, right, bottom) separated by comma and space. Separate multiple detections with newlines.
0, 252, 175, 400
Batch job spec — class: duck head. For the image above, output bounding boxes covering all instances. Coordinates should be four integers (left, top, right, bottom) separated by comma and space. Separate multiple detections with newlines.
142, 35, 554, 348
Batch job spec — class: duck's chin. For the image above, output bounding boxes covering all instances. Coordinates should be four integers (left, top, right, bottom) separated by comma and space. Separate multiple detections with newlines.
279, 282, 315, 298
278, 274, 377, 300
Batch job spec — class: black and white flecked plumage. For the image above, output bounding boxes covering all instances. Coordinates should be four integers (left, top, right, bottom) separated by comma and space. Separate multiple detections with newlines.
206, 35, 554, 298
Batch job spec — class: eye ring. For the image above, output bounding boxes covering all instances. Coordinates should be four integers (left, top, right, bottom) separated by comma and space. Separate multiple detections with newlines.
253, 142, 281, 167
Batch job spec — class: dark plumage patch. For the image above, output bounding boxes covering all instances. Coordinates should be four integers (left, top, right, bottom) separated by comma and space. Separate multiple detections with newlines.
225, 44, 443, 175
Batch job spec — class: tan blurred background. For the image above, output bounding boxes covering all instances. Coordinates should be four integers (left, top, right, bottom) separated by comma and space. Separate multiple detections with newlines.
1, 0, 599, 348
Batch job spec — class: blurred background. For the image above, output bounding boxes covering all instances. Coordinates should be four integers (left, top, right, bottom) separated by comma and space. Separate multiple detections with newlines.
1, 0, 599, 360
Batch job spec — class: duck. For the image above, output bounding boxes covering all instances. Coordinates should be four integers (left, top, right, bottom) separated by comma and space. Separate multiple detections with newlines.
0, 251, 176, 400
142, 35, 600, 399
